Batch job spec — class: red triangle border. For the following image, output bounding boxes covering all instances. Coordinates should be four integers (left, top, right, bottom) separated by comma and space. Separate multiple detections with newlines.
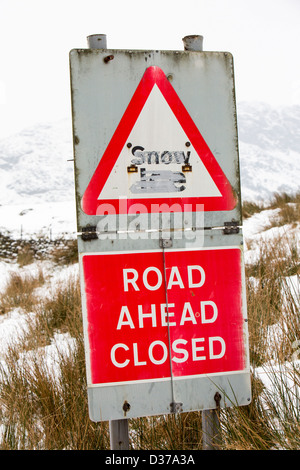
81, 66, 237, 215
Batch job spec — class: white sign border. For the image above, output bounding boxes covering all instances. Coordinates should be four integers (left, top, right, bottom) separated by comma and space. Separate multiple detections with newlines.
79, 245, 251, 421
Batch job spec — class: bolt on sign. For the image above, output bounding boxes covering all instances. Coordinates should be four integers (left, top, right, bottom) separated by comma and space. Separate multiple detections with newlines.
70, 47, 251, 421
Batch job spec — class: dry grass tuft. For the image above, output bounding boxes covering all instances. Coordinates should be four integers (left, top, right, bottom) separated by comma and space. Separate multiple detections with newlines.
0, 268, 45, 315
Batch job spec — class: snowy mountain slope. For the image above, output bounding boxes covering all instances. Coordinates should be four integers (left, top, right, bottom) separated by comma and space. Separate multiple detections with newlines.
238, 102, 300, 202
0, 119, 74, 205
0, 101, 299, 237
0, 119, 76, 237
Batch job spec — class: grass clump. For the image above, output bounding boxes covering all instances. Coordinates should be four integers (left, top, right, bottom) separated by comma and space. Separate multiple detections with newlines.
21, 274, 82, 352
0, 333, 109, 449
242, 191, 300, 229
266, 203, 300, 230
268, 191, 300, 208
0, 268, 45, 315
40, 275, 81, 336
0, 274, 110, 450
246, 235, 299, 365
242, 200, 264, 219
50, 239, 78, 266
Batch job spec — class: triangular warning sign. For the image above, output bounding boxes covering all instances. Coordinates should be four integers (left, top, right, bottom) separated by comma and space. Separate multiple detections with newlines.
82, 66, 236, 215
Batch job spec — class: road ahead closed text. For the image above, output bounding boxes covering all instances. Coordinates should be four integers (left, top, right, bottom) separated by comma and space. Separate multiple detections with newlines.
82, 248, 246, 385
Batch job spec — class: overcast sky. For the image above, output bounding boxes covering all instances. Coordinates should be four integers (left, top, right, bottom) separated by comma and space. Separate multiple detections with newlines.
0, 0, 299, 139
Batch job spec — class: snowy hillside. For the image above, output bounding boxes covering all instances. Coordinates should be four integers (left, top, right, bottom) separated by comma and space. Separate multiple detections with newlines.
0, 119, 74, 205
0, 119, 76, 238
238, 102, 300, 202
0, 102, 299, 237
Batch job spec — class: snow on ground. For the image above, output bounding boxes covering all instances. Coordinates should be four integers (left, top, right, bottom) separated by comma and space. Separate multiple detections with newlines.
0, 258, 79, 380
243, 205, 300, 266
0, 200, 77, 240
242, 207, 300, 401
254, 359, 300, 413
15, 331, 77, 383
0, 308, 34, 358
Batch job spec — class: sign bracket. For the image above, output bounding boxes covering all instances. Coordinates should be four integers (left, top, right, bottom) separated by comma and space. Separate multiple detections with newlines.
223, 220, 240, 235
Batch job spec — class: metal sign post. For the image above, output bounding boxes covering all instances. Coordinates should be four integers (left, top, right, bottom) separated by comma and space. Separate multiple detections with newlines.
69, 33, 251, 452
109, 418, 129, 450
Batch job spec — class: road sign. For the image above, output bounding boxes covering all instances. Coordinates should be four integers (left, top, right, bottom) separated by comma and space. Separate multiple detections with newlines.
81, 66, 236, 216
70, 49, 242, 231
79, 246, 250, 421
70, 47, 251, 423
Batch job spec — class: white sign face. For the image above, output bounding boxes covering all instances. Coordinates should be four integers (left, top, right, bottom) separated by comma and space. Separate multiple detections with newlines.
100, 84, 222, 200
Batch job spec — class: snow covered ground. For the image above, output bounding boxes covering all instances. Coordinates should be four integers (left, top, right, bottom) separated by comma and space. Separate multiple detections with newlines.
0, 259, 79, 380
0, 200, 76, 240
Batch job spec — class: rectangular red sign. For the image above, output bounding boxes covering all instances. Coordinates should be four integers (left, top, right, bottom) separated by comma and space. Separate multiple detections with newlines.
81, 248, 246, 386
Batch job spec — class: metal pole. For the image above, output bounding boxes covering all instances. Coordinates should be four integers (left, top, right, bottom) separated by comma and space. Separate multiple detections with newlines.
87, 34, 107, 49
202, 393, 222, 450
109, 419, 130, 450
182, 34, 222, 451
182, 34, 203, 52
202, 410, 221, 450
86, 32, 130, 451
